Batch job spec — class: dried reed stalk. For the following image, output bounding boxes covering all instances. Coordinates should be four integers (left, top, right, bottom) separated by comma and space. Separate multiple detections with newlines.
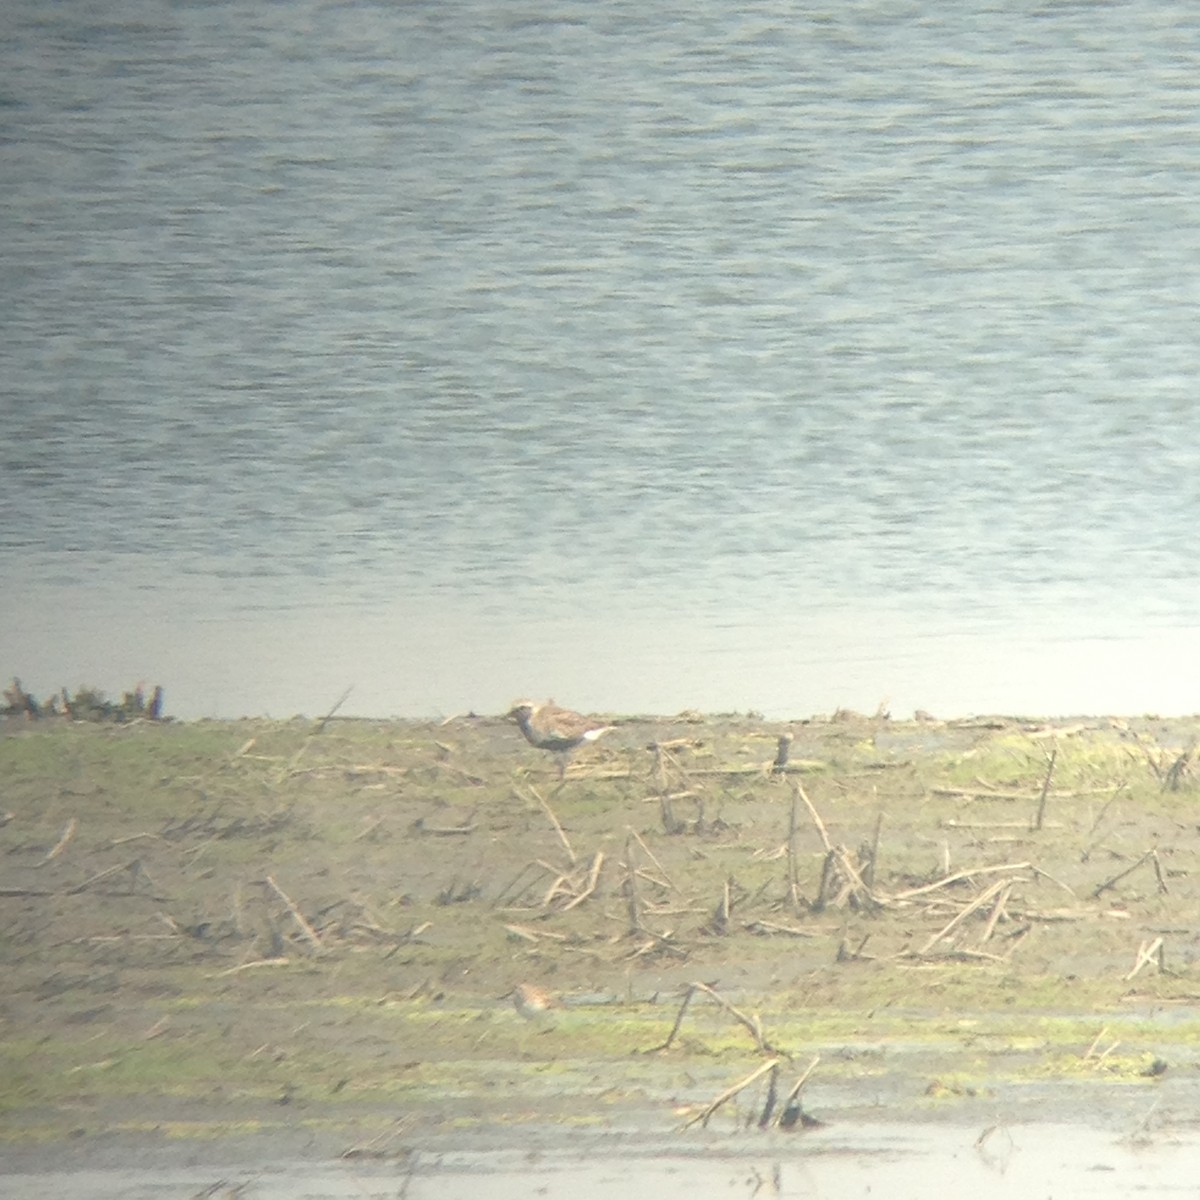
680, 1057, 783, 1130
527, 786, 576, 864
1033, 747, 1057, 831
265, 874, 321, 949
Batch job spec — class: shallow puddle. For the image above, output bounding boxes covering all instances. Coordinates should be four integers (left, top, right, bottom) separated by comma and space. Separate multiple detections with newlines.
5, 1123, 1200, 1199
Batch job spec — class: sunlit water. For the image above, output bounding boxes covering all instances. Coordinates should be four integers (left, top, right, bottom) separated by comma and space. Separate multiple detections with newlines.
3, 0, 1200, 718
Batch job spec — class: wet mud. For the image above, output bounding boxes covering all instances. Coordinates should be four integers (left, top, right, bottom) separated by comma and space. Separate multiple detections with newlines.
3, 709, 1200, 1191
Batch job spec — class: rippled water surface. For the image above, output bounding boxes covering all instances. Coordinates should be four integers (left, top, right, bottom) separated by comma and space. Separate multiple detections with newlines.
3, 0, 1200, 717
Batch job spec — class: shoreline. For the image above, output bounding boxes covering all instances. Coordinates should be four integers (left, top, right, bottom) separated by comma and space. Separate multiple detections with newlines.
3, 712, 1200, 1187
7, 703, 1200, 729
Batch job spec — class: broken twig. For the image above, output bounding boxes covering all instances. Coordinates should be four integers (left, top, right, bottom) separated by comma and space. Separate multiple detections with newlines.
264, 874, 322, 950
680, 1057, 782, 1130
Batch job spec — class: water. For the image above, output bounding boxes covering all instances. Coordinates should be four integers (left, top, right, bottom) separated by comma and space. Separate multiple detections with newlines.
3, 0, 1200, 719
4, 1124, 1200, 1199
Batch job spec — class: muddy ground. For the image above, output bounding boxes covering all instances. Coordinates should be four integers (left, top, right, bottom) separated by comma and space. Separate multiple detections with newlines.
3, 708, 1200, 1170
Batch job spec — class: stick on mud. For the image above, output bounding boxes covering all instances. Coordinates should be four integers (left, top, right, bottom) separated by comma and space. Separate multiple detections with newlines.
653, 983, 696, 1053
624, 835, 644, 935
796, 783, 833, 853
560, 851, 604, 911
1091, 849, 1158, 899
38, 818, 78, 867
1033, 747, 1057, 831
681, 1057, 782, 1130
691, 981, 776, 1054
916, 877, 1013, 956
528, 786, 576, 865
265, 874, 322, 950
786, 788, 803, 913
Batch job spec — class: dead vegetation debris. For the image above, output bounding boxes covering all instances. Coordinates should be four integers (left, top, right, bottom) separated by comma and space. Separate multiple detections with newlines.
3, 677, 166, 722
5, 709, 1200, 1142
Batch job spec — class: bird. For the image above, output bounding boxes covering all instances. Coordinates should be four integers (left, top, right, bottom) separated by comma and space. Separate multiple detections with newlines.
508, 700, 615, 778
510, 982, 558, 1026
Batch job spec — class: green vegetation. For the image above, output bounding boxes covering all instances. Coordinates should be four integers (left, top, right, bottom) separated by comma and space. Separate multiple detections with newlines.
2, 710, 1199, 1144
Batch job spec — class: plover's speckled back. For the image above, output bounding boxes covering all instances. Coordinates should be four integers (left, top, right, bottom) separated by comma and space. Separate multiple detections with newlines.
508, 700, 614, 776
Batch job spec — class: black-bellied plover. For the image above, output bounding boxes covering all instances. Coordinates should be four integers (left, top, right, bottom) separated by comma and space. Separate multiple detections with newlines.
508, 700, 614, 777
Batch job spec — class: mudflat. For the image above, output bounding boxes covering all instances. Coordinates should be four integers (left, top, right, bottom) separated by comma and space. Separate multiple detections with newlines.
2, 709, 1200, 1183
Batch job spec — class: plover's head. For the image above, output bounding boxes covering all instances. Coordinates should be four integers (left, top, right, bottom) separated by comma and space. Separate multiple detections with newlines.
507, 700, 537, 722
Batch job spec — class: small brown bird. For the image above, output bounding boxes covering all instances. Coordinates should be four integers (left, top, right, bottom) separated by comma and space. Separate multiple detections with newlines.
510, 982, 558, 1026
508, 700, 614, 777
